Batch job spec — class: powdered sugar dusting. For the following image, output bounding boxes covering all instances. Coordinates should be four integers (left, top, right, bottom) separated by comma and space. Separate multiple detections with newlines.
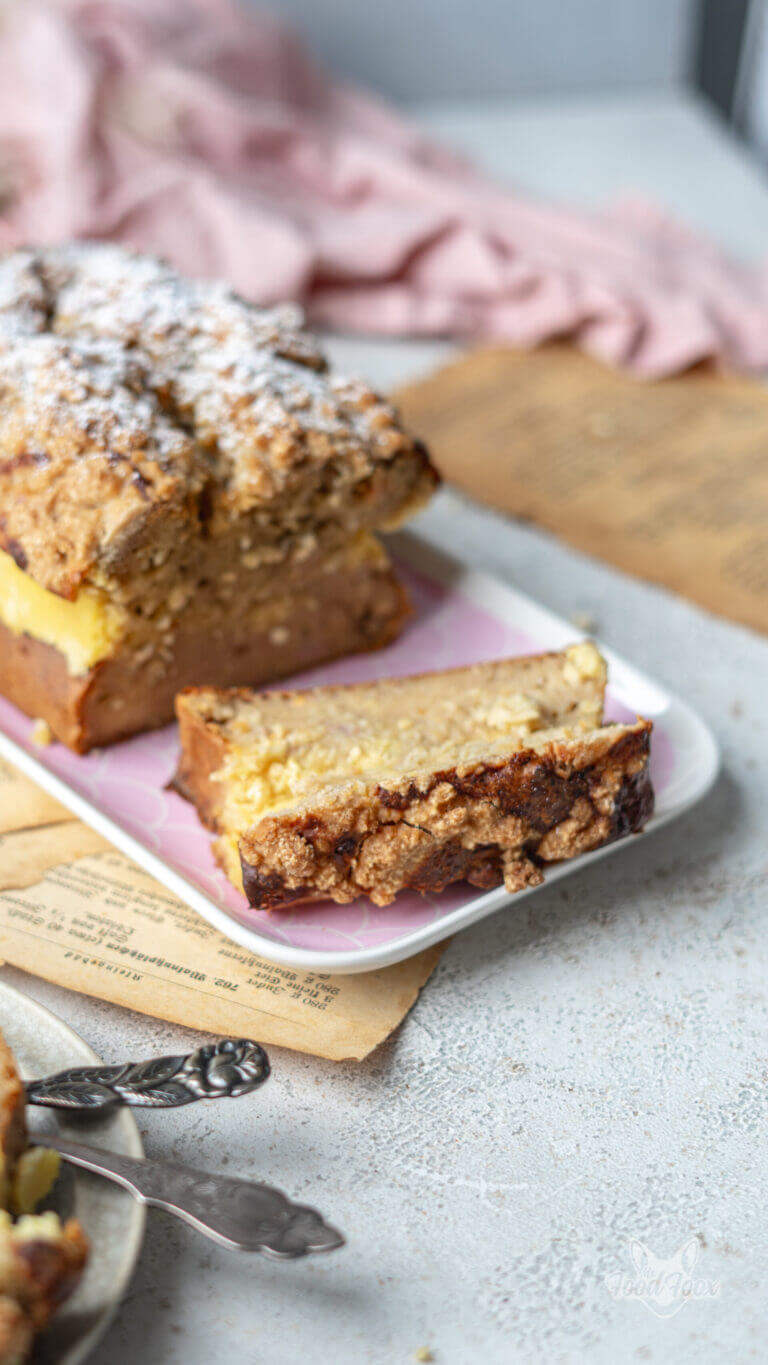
0, 332, 191, 466
0, 250, 49, 340
49, 243, 405, 474
0, 243, 408, 479
0, 243, 427, 593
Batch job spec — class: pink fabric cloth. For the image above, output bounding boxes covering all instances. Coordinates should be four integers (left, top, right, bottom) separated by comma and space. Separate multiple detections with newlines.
1, 0, 768, 377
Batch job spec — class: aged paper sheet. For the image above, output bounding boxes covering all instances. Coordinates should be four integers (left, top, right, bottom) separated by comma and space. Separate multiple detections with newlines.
398, 346, 768, 635
0, 759, 442, 1061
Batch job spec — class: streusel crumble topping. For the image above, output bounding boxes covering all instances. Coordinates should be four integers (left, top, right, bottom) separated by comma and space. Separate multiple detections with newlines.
0, 244, 434, 596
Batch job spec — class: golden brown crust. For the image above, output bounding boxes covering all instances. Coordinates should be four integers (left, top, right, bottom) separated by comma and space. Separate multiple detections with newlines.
235, 722, 654, 908
173, 698, 233, 831
0, 245, 437, 598
178, 644, 598, 725
0, 626, 92, 752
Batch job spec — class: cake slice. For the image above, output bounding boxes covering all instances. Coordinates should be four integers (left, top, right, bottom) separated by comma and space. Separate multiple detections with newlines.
175, 643, 654, 909
0, 244, 437, 751
0, 1032, 88, 1365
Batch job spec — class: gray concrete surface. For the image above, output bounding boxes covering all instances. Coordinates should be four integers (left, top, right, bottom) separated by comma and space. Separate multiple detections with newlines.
256, 0, 695, 102
3, 90, 767, 1363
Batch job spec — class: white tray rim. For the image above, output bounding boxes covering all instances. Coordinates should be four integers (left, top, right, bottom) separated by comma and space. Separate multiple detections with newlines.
0, 533, 719, 974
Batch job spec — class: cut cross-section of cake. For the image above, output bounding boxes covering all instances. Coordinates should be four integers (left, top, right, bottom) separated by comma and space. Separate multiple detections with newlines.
0, 244, 437, 751
0, 1031, 88, 1365
175, 642, 654, 910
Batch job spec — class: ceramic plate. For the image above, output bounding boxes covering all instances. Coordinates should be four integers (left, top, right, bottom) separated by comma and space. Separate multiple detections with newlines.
0, 981, 144, 1364
0, 533, 718, 973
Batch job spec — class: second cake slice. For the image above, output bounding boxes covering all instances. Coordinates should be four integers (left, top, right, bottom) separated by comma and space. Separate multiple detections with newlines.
175, 643, 654, 910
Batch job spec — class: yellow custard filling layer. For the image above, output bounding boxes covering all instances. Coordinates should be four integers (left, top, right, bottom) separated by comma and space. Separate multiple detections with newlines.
0, 549, 125, 675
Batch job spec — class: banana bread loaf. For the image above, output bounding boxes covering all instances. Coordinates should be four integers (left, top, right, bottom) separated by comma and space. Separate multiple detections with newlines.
0, 245, 437, 750
175, 643, 654, 909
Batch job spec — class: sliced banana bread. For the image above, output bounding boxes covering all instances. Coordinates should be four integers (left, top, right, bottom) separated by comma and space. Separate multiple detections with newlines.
175, 643, 653, 909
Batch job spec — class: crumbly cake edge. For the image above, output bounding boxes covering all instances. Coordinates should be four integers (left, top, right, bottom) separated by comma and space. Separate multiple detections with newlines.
232, 720, 654, 908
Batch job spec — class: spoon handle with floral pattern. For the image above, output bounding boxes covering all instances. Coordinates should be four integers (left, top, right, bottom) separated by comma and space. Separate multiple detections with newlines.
25, 1039, 269, 1109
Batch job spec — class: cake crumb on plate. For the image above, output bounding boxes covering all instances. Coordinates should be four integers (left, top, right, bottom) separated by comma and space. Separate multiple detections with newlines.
30, 718, 53, 746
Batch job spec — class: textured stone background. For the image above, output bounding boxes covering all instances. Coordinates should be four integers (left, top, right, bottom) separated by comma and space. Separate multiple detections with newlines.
3, 93, 768, 1363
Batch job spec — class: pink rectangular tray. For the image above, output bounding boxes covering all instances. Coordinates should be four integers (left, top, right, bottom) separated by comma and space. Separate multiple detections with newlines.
0, 534, 718, 973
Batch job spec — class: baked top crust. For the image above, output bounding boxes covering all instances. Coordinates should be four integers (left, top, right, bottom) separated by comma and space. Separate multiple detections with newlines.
0, 245, 437, 598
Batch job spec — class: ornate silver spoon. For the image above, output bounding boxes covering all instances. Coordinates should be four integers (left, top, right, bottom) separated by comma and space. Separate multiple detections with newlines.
35, 1134, 344, 1258
25, 1039, 269, 1110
